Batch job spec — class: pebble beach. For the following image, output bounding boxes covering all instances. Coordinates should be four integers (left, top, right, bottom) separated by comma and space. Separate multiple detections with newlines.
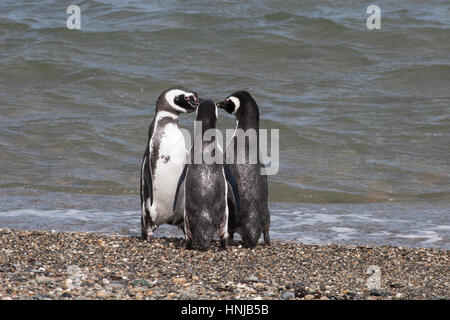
0, 228, 448, 300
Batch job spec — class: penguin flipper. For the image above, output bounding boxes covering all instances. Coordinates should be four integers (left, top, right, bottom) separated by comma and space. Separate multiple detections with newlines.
224, 164, 240, 213
141, 151, 153, 207
145, 119, 158, 206
173, 164, 188, 212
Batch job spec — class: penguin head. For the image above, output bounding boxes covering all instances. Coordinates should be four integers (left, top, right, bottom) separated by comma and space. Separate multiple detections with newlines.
195, 99, 218, 129
159, 87, 200, 114
216, 91, 257, 118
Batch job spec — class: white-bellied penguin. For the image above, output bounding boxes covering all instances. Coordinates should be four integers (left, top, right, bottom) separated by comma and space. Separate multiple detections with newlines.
140, 87, 200, 241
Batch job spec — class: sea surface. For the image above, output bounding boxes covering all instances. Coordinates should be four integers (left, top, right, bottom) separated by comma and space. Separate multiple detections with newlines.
0, 1, 449, 249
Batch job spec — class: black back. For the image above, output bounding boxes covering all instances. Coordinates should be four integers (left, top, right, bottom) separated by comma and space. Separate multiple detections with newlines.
174, 100, 240, 250
220, 91, 271, 248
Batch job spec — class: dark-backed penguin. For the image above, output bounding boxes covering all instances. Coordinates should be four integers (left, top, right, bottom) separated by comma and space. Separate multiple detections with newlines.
140, 87, 200, 241
216, 91, 270, 248
173, 99, 240, 250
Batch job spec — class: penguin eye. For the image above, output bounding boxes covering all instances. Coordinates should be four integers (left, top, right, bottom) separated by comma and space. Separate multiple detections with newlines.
184, 95, 189, 100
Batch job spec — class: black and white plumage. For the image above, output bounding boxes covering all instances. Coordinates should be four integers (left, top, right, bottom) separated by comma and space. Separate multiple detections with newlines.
173, 99, 240, 250
216, 91, 271, 248
140, 87, 200, 241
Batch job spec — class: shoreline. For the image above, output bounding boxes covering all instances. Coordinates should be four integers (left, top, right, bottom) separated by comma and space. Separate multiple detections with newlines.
0, 228, 448, 300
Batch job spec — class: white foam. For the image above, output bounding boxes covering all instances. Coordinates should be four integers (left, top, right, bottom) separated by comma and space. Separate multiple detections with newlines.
433, 225, 450, 231
394, 230, 442, 244
0, 201, 448, 249
330, 227, 357, 233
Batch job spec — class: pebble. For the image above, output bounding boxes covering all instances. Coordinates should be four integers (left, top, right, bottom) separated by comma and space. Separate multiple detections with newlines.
132, 279, 150, 287
32, 294, 52, 300
172, 277, 187, 285
294, 282, 307, 298
370, 289, 382, 296
253, 283, 266, 291
65, 279, 75, 290
109, 281, 125, 289
389, 282, 404, 288
96, 291, 111, 299
307, 286, 318, 294
36, 276, 53, 284
281, 291, 295, 300
0, 229, 448, 300
246, 276, 259, 282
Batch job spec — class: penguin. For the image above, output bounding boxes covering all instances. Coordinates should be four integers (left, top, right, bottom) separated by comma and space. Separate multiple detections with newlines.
140, 87, 200, 241
173, 99, 240, 250
216, 91, 271, 248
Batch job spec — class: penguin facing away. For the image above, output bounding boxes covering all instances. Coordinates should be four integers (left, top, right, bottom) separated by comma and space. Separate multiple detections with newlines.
140, 87, 200, 241
216, 91, 271, 248
173, 99, 240, 250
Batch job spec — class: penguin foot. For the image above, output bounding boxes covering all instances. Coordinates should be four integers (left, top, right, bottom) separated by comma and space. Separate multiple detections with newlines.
145, 234, 155, 243
185, 238, 193, 250
263, 232, 271, 246
242, 237, 259, 249
220, 238, 228, 250
142, 228, 155, 242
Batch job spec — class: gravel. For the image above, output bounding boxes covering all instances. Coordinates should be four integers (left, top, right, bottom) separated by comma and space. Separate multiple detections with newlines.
0, 228, 448, 300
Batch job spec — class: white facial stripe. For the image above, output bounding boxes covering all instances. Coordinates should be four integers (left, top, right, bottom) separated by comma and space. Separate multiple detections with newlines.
215, 104, 218, 119
229, 96, 240, 114
155, 110, 178, 122
165, 89, 192, 113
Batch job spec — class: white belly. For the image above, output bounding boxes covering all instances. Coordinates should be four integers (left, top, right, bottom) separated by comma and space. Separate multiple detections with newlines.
150, 123, 186, 226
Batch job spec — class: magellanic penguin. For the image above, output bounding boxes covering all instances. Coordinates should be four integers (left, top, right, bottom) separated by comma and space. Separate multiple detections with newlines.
216, 91, 270, 248
140, 87, 200, 241
173, 99, 240, 250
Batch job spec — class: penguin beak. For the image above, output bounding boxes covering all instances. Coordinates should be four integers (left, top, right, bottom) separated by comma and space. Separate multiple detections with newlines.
189, 96, 201, 108
216, 100, 233, 114
216, 101, 226, 110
